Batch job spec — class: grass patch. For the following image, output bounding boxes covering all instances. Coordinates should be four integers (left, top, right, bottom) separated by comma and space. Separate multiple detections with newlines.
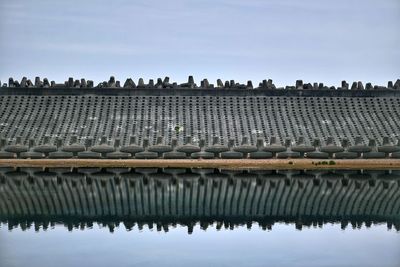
314, 161, 331, 165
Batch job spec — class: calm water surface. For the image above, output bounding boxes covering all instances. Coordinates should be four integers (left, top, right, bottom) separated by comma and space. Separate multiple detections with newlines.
0, 168, 399, 267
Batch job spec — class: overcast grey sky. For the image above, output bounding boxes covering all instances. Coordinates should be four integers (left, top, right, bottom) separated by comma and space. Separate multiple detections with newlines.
0, 0, 399, 86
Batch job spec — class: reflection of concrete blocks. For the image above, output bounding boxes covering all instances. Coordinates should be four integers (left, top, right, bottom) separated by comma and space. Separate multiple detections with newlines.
1, 168, 400, 232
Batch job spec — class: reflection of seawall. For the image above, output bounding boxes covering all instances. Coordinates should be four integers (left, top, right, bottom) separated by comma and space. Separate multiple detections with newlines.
1, 168, 399, 233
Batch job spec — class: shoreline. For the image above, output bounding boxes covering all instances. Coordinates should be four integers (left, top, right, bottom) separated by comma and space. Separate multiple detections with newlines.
1, 159, 400, 170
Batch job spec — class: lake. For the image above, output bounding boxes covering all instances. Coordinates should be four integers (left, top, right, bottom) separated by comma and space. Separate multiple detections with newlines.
0, 168, 399, 267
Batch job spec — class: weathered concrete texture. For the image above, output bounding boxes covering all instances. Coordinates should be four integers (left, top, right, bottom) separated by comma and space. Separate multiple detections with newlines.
0, 95, 399, 147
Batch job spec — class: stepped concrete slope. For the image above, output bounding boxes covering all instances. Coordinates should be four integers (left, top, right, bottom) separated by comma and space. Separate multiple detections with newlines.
1, 76, 400, 160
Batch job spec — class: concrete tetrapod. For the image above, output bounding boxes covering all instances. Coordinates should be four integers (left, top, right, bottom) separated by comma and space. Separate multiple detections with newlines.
90, 135, 115, 158
335, 139, 358, 159
306, 139, 329, 159
163, 138, 187, 159
4, 136, 28, 158
148, 136, 173, 157
277, 138, 301, 159
49, 137, 73, 159
320, 137, 344, 158
263, 136, 286, 157
120, 136, 144, 157
378, 137, 400, 157
33, 135, 57, 157
348, 136, 371, 157
249, 138, 273, 159
291, 136, 315, 157
390, 139, 400, 158
78, 137, 102, 159
0, 137, 16, 159
20, 139, 44, 159
106, 138, 131, 159
61, 135, 85, 157
176, 136, 200, 157
221, 139, 243, 159
134, 138, 158, 159
191, 139, 214, 159
362, 138, 386, 159
205, 136, 229, 157
233, 136, 257, 158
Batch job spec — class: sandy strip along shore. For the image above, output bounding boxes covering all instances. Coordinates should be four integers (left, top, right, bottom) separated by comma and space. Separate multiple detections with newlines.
0, 159, 400, 170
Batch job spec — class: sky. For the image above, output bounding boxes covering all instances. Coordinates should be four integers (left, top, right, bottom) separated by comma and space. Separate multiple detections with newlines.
0, 0, 399, 87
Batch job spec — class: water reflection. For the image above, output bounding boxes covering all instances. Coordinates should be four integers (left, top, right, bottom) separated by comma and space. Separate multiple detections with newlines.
0, 167, 399, 233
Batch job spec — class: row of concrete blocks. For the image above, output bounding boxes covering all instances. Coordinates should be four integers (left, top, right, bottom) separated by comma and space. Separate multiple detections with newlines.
3, 76, 400, 90
1, 135, 400, 159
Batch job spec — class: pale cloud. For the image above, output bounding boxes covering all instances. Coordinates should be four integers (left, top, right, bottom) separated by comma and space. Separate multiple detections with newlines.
0, 0, 399, 86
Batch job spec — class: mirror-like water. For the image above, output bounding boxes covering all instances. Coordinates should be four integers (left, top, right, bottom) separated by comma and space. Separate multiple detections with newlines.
1, 168, 399, 267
